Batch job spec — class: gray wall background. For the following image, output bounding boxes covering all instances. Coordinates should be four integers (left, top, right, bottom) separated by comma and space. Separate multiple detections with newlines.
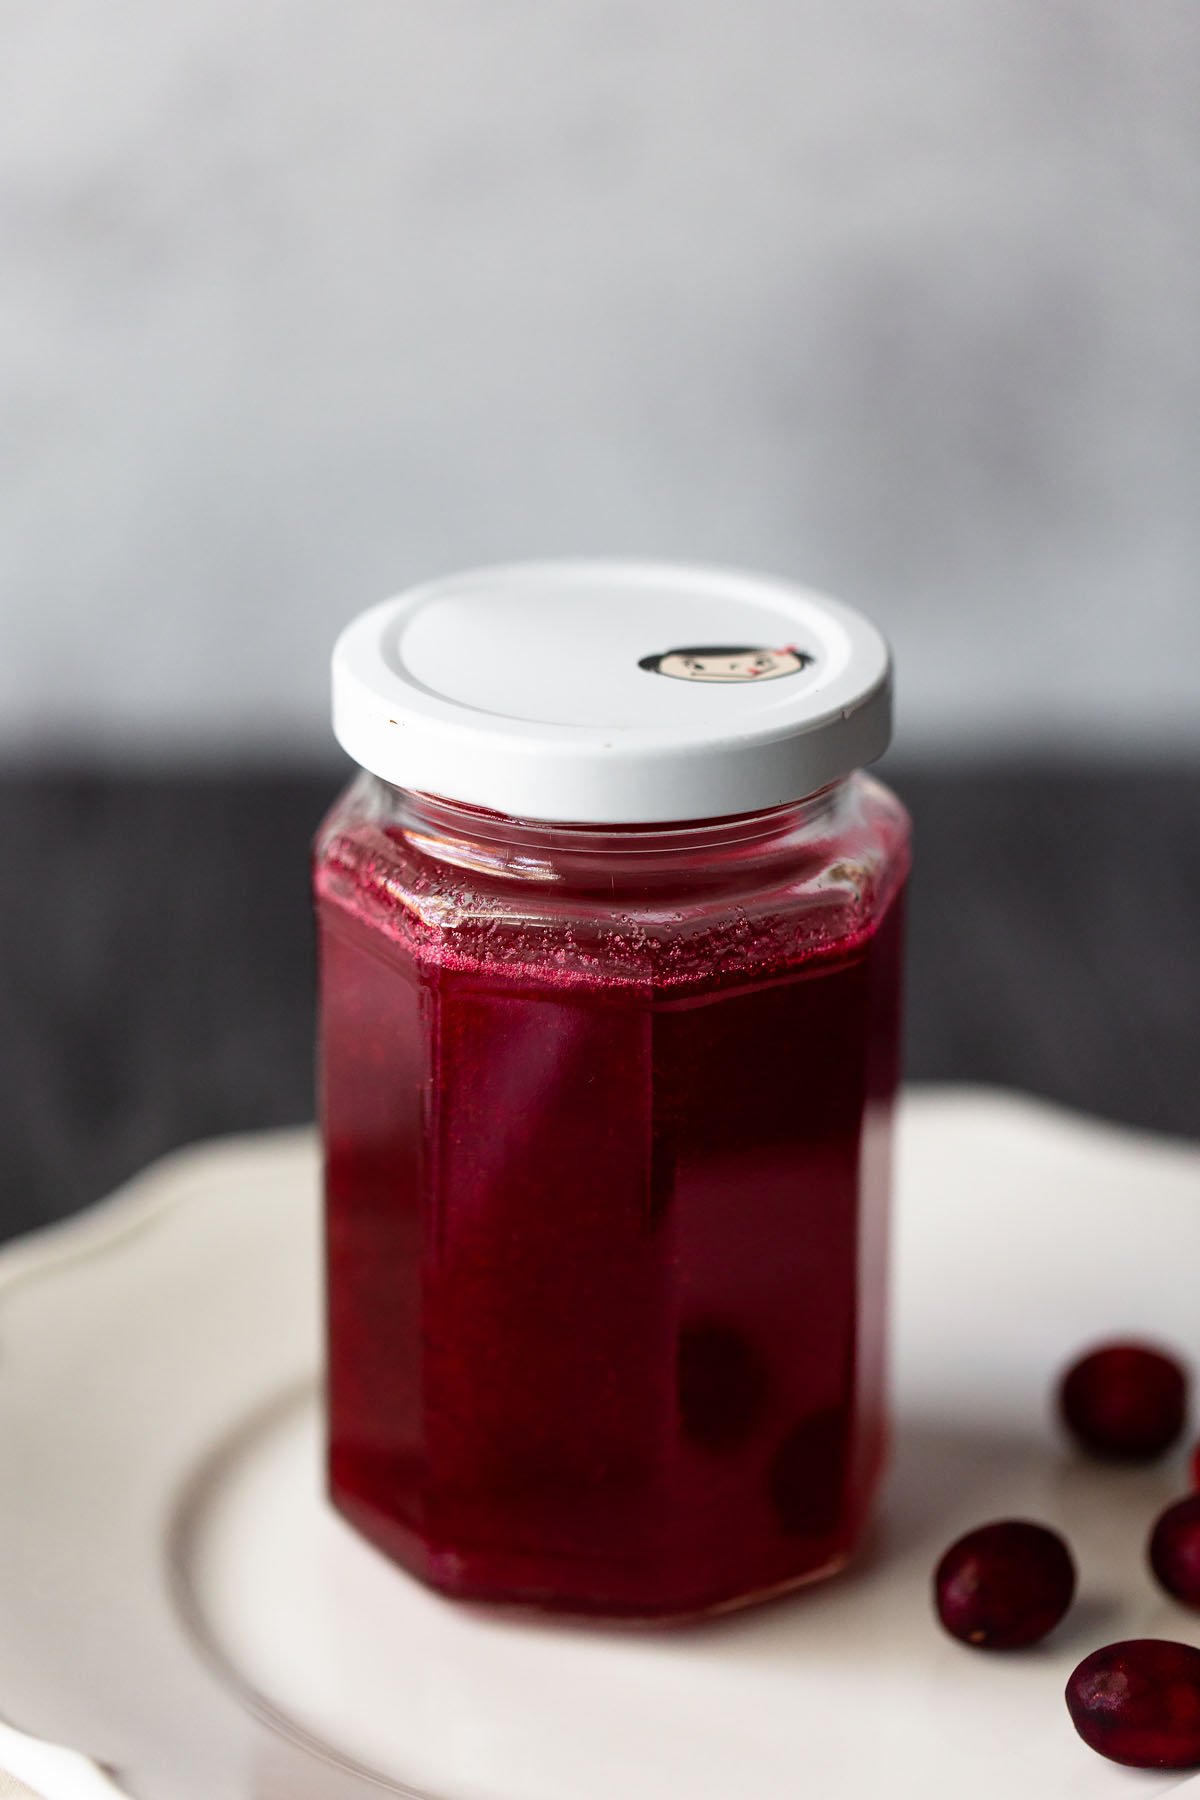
2, 0, 1198, 763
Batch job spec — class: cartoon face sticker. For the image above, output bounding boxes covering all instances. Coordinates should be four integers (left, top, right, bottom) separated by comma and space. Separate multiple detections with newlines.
638, 644, 814, 683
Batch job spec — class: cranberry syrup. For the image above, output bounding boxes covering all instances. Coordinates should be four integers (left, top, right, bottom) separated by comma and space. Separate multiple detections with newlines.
316, 774, 908, 1619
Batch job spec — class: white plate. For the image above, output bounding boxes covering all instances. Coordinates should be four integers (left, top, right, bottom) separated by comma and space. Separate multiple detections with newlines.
3, 1088, 1200, 1800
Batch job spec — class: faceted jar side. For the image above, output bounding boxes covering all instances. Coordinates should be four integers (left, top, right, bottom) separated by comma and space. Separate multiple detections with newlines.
315, 774, 909, 1619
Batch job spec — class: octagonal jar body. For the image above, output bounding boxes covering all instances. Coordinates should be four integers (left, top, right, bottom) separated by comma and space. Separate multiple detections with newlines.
314, 769, 909, 1619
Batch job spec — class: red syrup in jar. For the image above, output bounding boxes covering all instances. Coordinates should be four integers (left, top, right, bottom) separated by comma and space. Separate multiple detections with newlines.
316, 775, 908, 1620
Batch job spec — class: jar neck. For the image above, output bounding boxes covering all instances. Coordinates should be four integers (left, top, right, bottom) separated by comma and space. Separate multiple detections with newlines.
373, 776, 852, 888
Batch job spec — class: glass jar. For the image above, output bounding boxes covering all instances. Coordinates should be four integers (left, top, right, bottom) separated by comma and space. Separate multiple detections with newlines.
314, 562, 911, 1620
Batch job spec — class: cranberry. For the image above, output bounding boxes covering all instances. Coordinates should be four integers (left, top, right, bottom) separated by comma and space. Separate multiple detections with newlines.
770, 1407, 849, 1538
934, 1520, 1075, 1648
677, 1320, 767, 1452
1066, 1640, 1200, 1768
1059, 1342, 1187, 1461
1191, 1439, 1200, 1490
1149, 1494, 1200, 1608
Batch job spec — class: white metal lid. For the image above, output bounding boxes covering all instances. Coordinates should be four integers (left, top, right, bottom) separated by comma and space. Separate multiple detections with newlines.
331, 561, 892, 824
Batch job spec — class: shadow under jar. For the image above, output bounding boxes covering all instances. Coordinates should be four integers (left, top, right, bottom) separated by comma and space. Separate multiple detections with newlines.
314, 562, 910, 1621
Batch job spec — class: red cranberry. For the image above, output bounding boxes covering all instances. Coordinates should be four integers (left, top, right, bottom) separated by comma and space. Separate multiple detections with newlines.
1066, 1640, 1200, 1768
677, 1320, 767, 1452
1191, 1439, 1200, 1490
769, 1407, 849, 1538
1149, 1494, 1200, 1608
1059, 1342, 1187, 1461
934, 1520, 1075, 1648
